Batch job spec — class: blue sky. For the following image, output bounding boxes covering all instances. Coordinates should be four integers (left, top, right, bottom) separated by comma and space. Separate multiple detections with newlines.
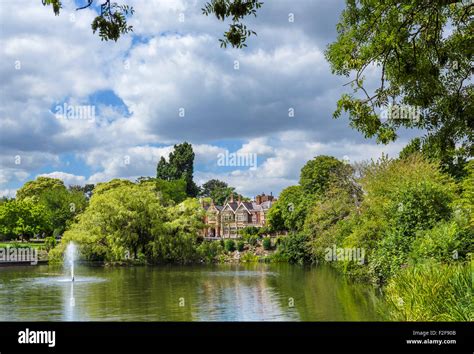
0, 0, 415, 198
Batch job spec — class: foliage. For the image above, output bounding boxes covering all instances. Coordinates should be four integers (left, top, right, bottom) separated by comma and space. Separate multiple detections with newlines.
69, 184, 95, 200
156, 142, 199, 197
456, 160, 474, 229
267, 185, 310, 232
43, 236, 57, 251
326, 0, 473, 159
16, 177, 65, 200
202, 0, 263, 48
272, 233, 312, 265
93, 179, 134, 196
262, 237, 271, 250
155, 178, 188, 204
50, 181, 205, 264
199, 179, 238, 205
399, 137, 468, 180
240, 252, 259, 263
237, 240, 245, 252
299, 155, 346, 196
224, 239, 236, 252
247, 235, 258, 246
42, 0, 134, 41
43, 0, 262, 46
385, 262, 473, 321
239, 225, 259, 238
197, 241, 224, 263
0, 199, 51, 240
38, 188, 87, 234
410, 219, 472, 264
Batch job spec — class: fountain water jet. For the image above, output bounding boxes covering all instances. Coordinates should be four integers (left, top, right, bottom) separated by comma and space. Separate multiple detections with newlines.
65, 243, 77, 282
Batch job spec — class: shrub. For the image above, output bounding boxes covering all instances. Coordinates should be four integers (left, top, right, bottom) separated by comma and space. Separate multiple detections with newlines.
385, 262, 472, 321
224, 239, 236, 252
240, 252, 259, 263
273, 233, 312, 265
262, 237, 272, 250
239, 226, 259, 238
247, 235, 258, 246
410, 220, 471, 264
237, 240, 245, 252
197, 241, 223, 263
368, 229, 412, 284
43, 236, 57, 251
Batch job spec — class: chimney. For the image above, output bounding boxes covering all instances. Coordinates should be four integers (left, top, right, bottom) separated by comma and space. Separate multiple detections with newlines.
256, 194, 262, 205
230, 194, 234, 203
238, 195, 241, 203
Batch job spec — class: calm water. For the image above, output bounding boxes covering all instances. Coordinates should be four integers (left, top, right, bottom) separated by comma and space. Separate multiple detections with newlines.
0, 264, 387, 321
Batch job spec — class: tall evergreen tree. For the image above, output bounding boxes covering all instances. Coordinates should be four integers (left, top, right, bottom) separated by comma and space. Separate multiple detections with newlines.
156, 142, 199, 197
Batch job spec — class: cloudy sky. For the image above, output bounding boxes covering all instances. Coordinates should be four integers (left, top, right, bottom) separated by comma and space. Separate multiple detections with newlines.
0, 0, 415, 198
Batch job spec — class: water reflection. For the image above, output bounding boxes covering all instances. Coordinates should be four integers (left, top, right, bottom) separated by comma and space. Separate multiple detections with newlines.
0, 264, 388, 321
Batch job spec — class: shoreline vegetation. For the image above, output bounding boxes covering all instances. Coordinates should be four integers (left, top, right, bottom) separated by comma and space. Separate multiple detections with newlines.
1, 150, 472, 322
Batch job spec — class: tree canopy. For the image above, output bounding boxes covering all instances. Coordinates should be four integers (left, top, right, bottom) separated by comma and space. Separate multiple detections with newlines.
326, 0, 473, 165
199, 179, 238, 205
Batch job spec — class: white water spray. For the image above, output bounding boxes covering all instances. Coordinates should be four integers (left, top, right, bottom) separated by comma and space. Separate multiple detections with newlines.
65, 243, 77, 282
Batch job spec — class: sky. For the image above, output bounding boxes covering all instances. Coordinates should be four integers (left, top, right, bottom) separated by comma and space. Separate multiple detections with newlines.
0, 0, 417, 198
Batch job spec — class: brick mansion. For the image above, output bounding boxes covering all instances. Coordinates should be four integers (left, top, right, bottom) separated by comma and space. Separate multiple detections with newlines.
202, 193, 276, 239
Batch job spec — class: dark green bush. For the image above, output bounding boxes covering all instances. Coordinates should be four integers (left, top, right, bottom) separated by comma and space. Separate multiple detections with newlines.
224, 239, 236, 252
274, 233, 312, 264
197, 241, 223, 262
237, 240, 245, 252
262, 237, 272, 250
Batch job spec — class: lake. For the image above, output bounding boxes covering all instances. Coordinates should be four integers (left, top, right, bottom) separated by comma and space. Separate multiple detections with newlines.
0, 263, 388, 321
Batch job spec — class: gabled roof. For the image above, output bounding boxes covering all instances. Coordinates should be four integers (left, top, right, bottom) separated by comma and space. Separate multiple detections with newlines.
207, 204, 223, 212
222, 202, 238, 212
235, 202, 254, 213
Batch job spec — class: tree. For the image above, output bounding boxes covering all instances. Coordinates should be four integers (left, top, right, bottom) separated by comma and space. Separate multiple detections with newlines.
50, 181, 205, 264
156, 178, 188, 204
156, 142, 199, 197
267, 185, 310, 232
93, 178, 134, 196
326, 0, 473, 159
299, 156, 345, 196
399, 137, 468, 180
41, 0, 262, 47
69, 184, 95, 199
38, 188, 87, 234
15, 177, 87, 236
0, 199, 51, 241
199, 179, 236, 205
16, 177, 66, 200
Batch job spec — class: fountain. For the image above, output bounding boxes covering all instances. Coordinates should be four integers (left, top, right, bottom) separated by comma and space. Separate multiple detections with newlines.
65, 243, 77, 282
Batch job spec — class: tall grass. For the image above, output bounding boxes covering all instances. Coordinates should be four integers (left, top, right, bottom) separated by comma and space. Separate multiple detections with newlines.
385, 261, 473, 321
